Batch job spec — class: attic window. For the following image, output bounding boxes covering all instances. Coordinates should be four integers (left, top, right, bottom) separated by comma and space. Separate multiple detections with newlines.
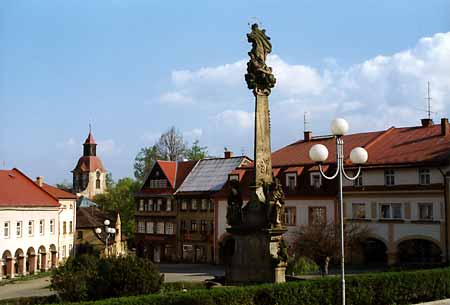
149, 179, 168, 188
229, 174, 239, 181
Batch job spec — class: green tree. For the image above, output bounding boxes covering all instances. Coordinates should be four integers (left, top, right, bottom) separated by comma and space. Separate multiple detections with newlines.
56, 180, 72, 190
133, 144, 162, 183
105, 172, 115, 189
93, 178, 141, 239
185, 139, 208, 160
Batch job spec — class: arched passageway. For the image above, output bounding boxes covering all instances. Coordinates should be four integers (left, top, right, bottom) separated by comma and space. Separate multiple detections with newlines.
26, 247, 36, 274
38, 246, 47, 272
2, 250, 13, 278
363, 238, 387, 265
398, 239, 442, 264
14, 249, 25, 276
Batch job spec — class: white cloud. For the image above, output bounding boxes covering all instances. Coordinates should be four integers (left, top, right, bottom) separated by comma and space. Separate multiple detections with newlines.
183, 128, 203, 140
161, 32, 450, 151
160, 91, 194, 105
213, 110, 254, 130
140, 131, 161, 144
97, 139, 122, 156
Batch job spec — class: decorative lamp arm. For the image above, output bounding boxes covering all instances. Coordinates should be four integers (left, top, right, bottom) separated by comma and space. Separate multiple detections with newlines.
341, 166, 362, 181
319, 164, 339, 180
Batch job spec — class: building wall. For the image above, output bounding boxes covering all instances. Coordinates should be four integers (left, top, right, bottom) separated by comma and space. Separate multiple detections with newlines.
58, 199, 76, 262
76, 171, 106, 199
0, 207, 60, 278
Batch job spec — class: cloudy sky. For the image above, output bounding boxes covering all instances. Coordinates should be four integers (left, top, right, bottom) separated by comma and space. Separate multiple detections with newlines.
1, 1, 449, 184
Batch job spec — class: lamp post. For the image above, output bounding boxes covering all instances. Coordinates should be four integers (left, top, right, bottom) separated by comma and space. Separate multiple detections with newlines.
309, 118, 368, 305
95, 219, 116, 257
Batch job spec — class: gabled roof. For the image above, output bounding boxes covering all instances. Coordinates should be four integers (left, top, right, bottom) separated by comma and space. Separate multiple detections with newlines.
0, 168, 60, 207
40, 183, 78, 199
158, 161, 177, 188
176, 157, 249, 193
73, 156, 105, 172
76, 207, 111, 228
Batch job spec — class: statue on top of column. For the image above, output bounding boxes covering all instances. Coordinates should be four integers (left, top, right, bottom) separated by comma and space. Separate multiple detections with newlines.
245, 23, 276, 93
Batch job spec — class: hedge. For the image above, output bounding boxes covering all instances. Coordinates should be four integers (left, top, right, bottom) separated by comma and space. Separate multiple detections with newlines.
47, 267, 450, 305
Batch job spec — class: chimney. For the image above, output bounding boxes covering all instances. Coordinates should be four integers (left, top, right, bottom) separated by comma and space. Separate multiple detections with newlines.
304, 131, 312, 141
224, 150, 233, 159
36, 176, 44, 187
421, 118, 434, 127
441, 118, 449, 136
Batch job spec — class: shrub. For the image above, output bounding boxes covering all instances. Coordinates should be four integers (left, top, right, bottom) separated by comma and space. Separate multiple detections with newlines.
51, 254, 163, 302
286, 256, 319, 276
56, 267, 450, 305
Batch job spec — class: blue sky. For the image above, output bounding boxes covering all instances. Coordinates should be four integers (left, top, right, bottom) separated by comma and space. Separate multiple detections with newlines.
1, 0, 449, 184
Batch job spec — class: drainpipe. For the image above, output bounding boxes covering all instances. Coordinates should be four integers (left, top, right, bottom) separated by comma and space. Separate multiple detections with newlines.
439, 168, 449, 264
57, 207, 63, 265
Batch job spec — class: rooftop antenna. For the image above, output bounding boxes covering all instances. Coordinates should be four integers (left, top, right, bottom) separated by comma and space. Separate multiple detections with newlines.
89, 121, 92, 133
304, 111, 310, 132
425, 81, 432, 120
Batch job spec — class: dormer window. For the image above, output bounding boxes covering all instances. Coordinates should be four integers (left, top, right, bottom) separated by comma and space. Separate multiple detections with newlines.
384, 170, 395, 186
310, 173, 322, 188
419, 169, 431, 185
286, 173, 297, 191
229, 174, 239, 181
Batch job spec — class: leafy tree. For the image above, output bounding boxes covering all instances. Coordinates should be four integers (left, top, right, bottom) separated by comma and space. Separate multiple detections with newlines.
156, 126, 186, 161
105, 172, 115, 189
133, 144, 162, 183
93, 178, 141, 239
185, 139, 208, 160
56, 180, 72, 190
292, 221, 370, 275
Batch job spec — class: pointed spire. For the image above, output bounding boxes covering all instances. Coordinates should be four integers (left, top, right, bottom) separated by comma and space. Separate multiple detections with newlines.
84, 127, 96, 145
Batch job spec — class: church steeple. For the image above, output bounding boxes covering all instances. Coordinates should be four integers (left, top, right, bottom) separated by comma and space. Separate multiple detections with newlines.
83, 126, 97, 157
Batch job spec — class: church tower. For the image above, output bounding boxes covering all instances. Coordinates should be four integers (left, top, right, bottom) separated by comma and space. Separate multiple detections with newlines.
72, 129, 107, 199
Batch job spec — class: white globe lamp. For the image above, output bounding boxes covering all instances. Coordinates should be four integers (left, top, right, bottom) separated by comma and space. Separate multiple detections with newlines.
104, 219, 110, 226
331, 118, 349, 136
309, 144, 329, 163
350, 147, 368, 164
95, 228, 102, 234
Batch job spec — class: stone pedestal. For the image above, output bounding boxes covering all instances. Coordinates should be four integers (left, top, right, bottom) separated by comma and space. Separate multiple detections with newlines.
225, 226, 287, 284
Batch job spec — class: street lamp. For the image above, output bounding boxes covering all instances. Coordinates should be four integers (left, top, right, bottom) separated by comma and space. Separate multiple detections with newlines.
309, 118, 368, 305
95, 219, 116, 256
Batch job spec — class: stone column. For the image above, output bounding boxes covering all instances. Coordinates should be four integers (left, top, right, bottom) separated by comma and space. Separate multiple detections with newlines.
387, 251, 398, 266
17, 256, 25, 276
5, 258, 14, 279
51, 251, 57, 269
40, 253, 47, 271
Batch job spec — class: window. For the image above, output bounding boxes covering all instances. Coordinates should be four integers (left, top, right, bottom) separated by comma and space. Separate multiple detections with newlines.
353, 172, 363, 187
191, 199, 198, 210
309, 207, 326, 225
419, 169, 431, 185
201, 199, 208, 210
380, 203, 402, 219
200, 220, 207, 232
166, 199, 172, 211
352, 203, 366, 219
286, 173, 297, 191
209, 221, 214, 233
310, 173, 322, 188
39, 219, 45, 235
190, 220, 197, 232
62, 245, 66, 258
77, 231, 83, 239
148, 199, 154, 211
283, 207, 296, 226
208, 200, 214, 211
165, 222, 174, 235
419, 203, 433, 220
96, 171, 101, 189
137, 221, 145, 233
384, 169, 395, 186
16, 221, 22, 237
146, 222, 154, 233
181, 220, 187, 232
63, 221, 67, 234
28, 220, 34, 236
139, 199, 144, 211
181, 199, 188, 211
157, 199, 163, 211
156, 222, 164, 234
4, 222, 10, 238
50, 219, 55, 234
149, 179, 168, 188
229, 174, 239, 181
69, 221, 73, 233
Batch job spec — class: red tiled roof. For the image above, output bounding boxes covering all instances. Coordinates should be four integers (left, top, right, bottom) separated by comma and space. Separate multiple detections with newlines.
272, 122, 450, 167
73, 156, 105, 172
41, 183, 77, 199
157, 161, 177, 188
0, 169, 60, 207
175, 161, 197, 188
84, 131, 96, 145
